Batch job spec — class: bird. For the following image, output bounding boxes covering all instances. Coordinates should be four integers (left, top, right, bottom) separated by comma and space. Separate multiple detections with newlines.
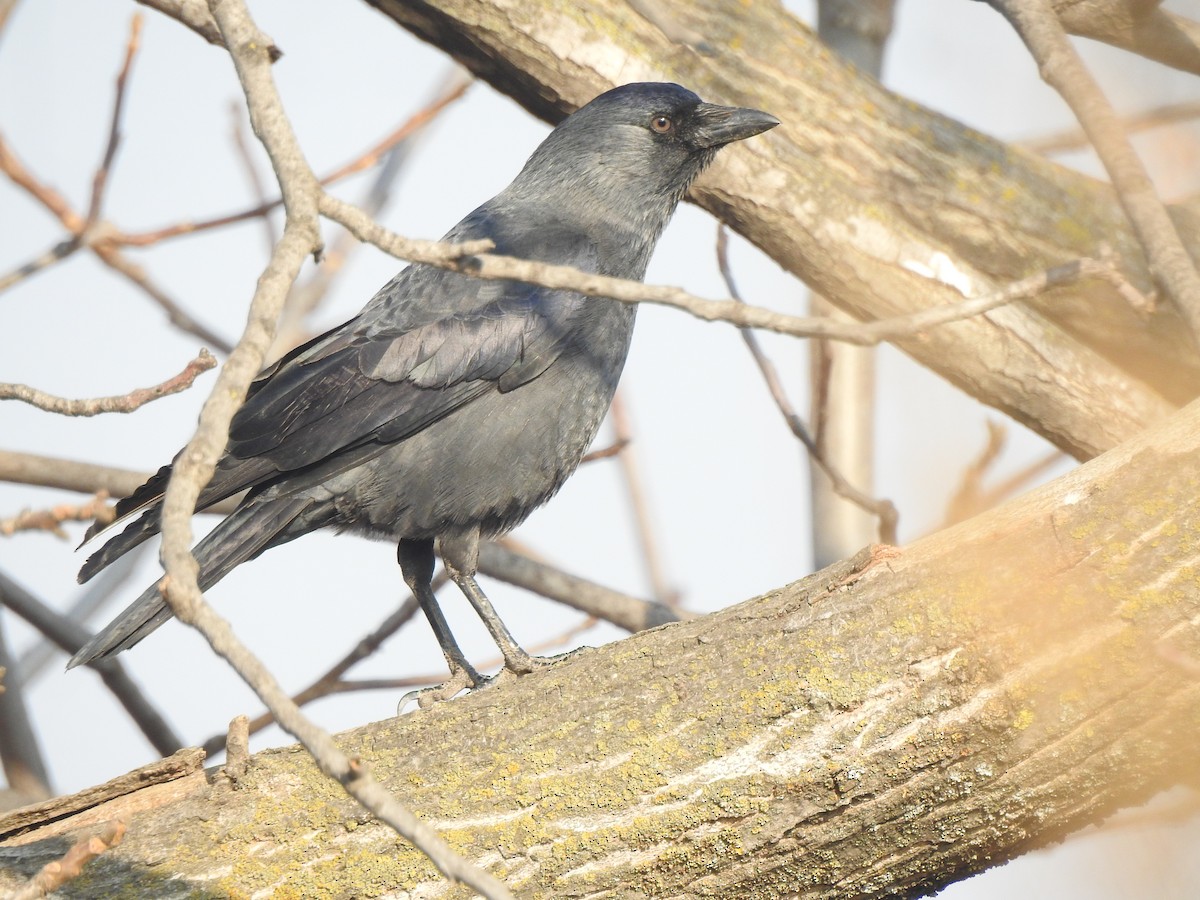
69, 82, 779, 700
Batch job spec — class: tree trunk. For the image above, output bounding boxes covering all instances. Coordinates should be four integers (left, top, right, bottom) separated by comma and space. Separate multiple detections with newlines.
364, 0, 1194, 461
3, 395, 1198, 897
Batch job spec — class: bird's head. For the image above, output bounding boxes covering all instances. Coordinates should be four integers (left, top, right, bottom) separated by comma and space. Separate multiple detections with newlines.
504, 83, 778, 255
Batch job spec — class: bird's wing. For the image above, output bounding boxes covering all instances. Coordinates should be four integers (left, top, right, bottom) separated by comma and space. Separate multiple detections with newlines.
225, 269, 588, 468
225, 211, 602, 469
86, 220, 598, 548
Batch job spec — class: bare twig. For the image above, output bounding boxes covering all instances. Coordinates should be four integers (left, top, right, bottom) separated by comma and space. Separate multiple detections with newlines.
120, 78, 470, 250
942, 422, 1067, 528
479, 540, 681, 631
134, 0, 233, 51
17, 547, 146, 681
1049, 0, 1200, 77
1, 493, 112, 538
229, 99, 277, 258
0, 451, 157, 501
202, 593, 427, 757
95, 249, 234, 352
995, 0, 1200, 348
580, 438, 629, 463
608, 393, 677, 605
716, 226, 899, 544
0, 615, 51, 803
0, 0, 20, 42
85, 14, 143, 228
0, 568, 184, 756
156, 1, 511, 895
8, 820, 126, 900
319, 74, 471, 185
0, 132, 233, 351
323, 191, 1136, 347
944, 421, 1007, 527
1026, 98, 1200, 156
0, 350, 216, 416
0, 238, 82, 293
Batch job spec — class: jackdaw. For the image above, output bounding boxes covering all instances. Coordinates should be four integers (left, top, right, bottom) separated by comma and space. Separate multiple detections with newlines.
70, 82, 779, 697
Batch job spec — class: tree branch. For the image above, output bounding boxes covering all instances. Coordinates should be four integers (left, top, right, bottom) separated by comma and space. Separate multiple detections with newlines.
995, 0, 1200, 349
5, 395, 1199, 895
0, 569, 184, 758
0, 351, 215, 417
367, 0, 1186, 461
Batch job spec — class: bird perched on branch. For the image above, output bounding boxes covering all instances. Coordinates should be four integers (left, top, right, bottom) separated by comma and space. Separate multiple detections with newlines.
70, 82, 778, 700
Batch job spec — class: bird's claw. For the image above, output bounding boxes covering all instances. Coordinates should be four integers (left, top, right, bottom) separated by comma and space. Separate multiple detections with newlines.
398, 665, 494, 713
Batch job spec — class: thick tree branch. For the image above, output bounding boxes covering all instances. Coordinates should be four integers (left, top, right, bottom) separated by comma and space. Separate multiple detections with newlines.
1050, 0, 1200, 76
996, 0, 1200, 348
4, 395, 1199, 895
367, 0, 1191, 460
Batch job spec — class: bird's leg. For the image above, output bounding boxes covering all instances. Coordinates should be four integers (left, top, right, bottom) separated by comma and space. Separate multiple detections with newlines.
397, 538, 488, 706
439, 530, 552, 676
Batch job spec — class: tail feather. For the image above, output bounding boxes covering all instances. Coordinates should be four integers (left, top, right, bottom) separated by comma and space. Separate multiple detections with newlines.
78, 506, 162, 584
68, 496, 316, 668
79, 454, 278, 582
80, 463, 175, 547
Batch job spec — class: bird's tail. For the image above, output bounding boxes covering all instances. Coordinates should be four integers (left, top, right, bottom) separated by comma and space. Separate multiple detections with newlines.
78, 505, 163, 584
68, 496, 317, 669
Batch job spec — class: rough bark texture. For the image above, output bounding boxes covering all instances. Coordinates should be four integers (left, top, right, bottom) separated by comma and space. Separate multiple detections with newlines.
2, 396, 1198, 896
364, 0, 1197, 461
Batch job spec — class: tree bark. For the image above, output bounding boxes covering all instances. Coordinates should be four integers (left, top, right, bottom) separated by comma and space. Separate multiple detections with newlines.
362, 0, 1196, 461
3, 394, 1198, 896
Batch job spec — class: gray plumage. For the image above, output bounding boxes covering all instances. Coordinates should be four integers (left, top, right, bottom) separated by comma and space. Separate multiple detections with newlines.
70, 83, 778, 679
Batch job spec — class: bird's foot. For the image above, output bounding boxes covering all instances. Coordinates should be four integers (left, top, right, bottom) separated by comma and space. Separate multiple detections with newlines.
399, 664, 493, 712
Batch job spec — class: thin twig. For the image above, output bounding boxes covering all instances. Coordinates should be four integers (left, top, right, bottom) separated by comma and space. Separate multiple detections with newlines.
0, 132, 233, 351
995, 0, 1200, 349
716, 226, 899, 544
0, 568, 184, 756
943, 421, 1007, 527
202, 592, 427, 757
580, 438, 629, 463
8, 820, 126, 900
120, 77, 471, 250
1, 493, 112, 538
0, 238, 83, 294
0, 349, 216, 416
229, 99, 277, 259
480, 540, 681, 631
608, 393, 677, 605
323, 191, 1136, 348
0, 615, 52, 803
272, 71, 470, 357
93, 248, 234, 352
1025, 98, 1200, 156
85, 14, 143, 228
16, 546, 146, 681
963, 449, 1064, 521
134, 0, 233, 51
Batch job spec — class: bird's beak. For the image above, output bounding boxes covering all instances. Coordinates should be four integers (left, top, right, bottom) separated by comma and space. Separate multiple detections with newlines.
689, 103, 780, 149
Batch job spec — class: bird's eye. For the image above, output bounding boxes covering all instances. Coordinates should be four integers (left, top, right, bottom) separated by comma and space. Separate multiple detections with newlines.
650, 114, 674, 134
